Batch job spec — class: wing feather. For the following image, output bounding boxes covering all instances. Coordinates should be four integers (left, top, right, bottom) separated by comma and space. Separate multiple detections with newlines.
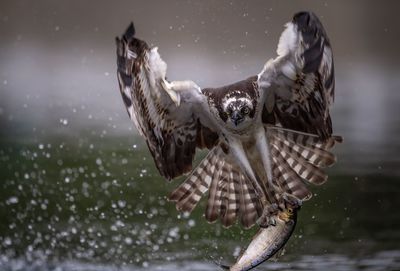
116, 23, 218, 180
267, 125, 342, 200
258, 11, 335, 139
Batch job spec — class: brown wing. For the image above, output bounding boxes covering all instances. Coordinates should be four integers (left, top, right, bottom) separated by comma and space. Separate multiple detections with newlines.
258, 11, 335, 139
116, 23, 218, 180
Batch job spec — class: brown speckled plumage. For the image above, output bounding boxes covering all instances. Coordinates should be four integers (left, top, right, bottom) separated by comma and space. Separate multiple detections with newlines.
116, 12, 341, 229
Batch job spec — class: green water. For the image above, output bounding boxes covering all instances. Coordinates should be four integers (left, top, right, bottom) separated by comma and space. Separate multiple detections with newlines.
0, 133, 399, 270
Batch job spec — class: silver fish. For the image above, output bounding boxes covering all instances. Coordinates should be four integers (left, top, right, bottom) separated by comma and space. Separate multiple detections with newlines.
219, 208, 297, 271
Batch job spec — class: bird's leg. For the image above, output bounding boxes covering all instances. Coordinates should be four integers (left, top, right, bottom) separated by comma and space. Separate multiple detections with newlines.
255, 127, 279, 193
257, 203, 279, 228
257, 194, 302, 228
255, 126, 285, 207
279, 193, 303, 211
229, 138, 266, 202
254, 127, 303, 227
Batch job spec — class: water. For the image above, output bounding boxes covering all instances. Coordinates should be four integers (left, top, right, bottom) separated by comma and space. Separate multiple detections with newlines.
2, 252, 400, 271
0, 131, 399, 270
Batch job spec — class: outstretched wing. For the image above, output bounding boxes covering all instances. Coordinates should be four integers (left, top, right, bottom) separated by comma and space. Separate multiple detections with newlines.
258, 11, 335, 139
116, 23, 218, 180
255, 12, 341, 212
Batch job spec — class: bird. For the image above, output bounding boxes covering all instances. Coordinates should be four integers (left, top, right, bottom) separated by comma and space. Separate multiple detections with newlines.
115, 11, 342, 229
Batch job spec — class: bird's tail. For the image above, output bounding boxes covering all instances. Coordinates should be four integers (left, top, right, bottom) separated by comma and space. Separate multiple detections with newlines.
169, 145, 262, 229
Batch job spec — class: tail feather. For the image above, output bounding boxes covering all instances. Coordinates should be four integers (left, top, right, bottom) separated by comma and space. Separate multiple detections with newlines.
205, 159, 224, 223
220, 165, 240, 227
169, 147, 218, 212
219, 175, 229, 224
208, 158, 261, 228
239, 174, 262, 229
170, 144, 262, 228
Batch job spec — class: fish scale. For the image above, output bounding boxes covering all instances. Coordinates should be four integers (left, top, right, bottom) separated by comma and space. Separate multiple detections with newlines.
220, 209, 297, 271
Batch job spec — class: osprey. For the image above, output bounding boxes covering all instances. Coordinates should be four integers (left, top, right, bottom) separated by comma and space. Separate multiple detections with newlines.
116, 11, 342, 229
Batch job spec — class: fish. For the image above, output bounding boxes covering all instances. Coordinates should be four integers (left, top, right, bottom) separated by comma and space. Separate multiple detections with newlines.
218, 207, 297, 271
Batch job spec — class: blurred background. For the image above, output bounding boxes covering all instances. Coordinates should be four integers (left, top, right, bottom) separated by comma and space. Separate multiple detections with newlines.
0, 0, 399, 270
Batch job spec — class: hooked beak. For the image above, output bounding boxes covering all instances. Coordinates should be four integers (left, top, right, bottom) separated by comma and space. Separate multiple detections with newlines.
231, 111, 243, 126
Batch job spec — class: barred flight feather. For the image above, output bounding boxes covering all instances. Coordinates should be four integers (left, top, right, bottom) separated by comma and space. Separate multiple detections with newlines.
271, 132, 336, 167
169, 145, 263, 228
206, 155, 262, 228
219, 177, 229, 223
205, 158, 224, 223
270, 142, 327, 185
271, 160, 312, 201
169, 147, 219, 212
269, 127, 341, 150
239, 174, 262, 229
116, 23, 219, 181
267, 126, 342, 199
220, 164, 241, 227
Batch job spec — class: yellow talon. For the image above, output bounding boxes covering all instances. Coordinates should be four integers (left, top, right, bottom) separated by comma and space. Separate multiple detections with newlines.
278, 207, 296, 222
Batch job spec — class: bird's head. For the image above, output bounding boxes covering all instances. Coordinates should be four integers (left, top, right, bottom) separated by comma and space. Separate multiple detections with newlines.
222, 94, 255, 127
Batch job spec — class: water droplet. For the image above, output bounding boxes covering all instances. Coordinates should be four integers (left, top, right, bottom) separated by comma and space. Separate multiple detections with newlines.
124, 237, 133, 245
3, 237, 12, 246
60, 118, 68, 125
96, 158, 102, 165
188, 219, 195, 227
118, 200, 126, 208
6, 196, 18, 205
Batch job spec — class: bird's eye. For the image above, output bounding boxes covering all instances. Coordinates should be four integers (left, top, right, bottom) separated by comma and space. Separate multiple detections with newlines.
241, 107, 250, 115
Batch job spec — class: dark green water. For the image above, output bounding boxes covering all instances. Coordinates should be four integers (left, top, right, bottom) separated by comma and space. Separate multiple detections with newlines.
0, 131, 399, 270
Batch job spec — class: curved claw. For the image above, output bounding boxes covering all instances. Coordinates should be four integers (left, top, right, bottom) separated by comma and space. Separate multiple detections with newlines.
257, 203, 279, 228
280, 193, 303, 211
